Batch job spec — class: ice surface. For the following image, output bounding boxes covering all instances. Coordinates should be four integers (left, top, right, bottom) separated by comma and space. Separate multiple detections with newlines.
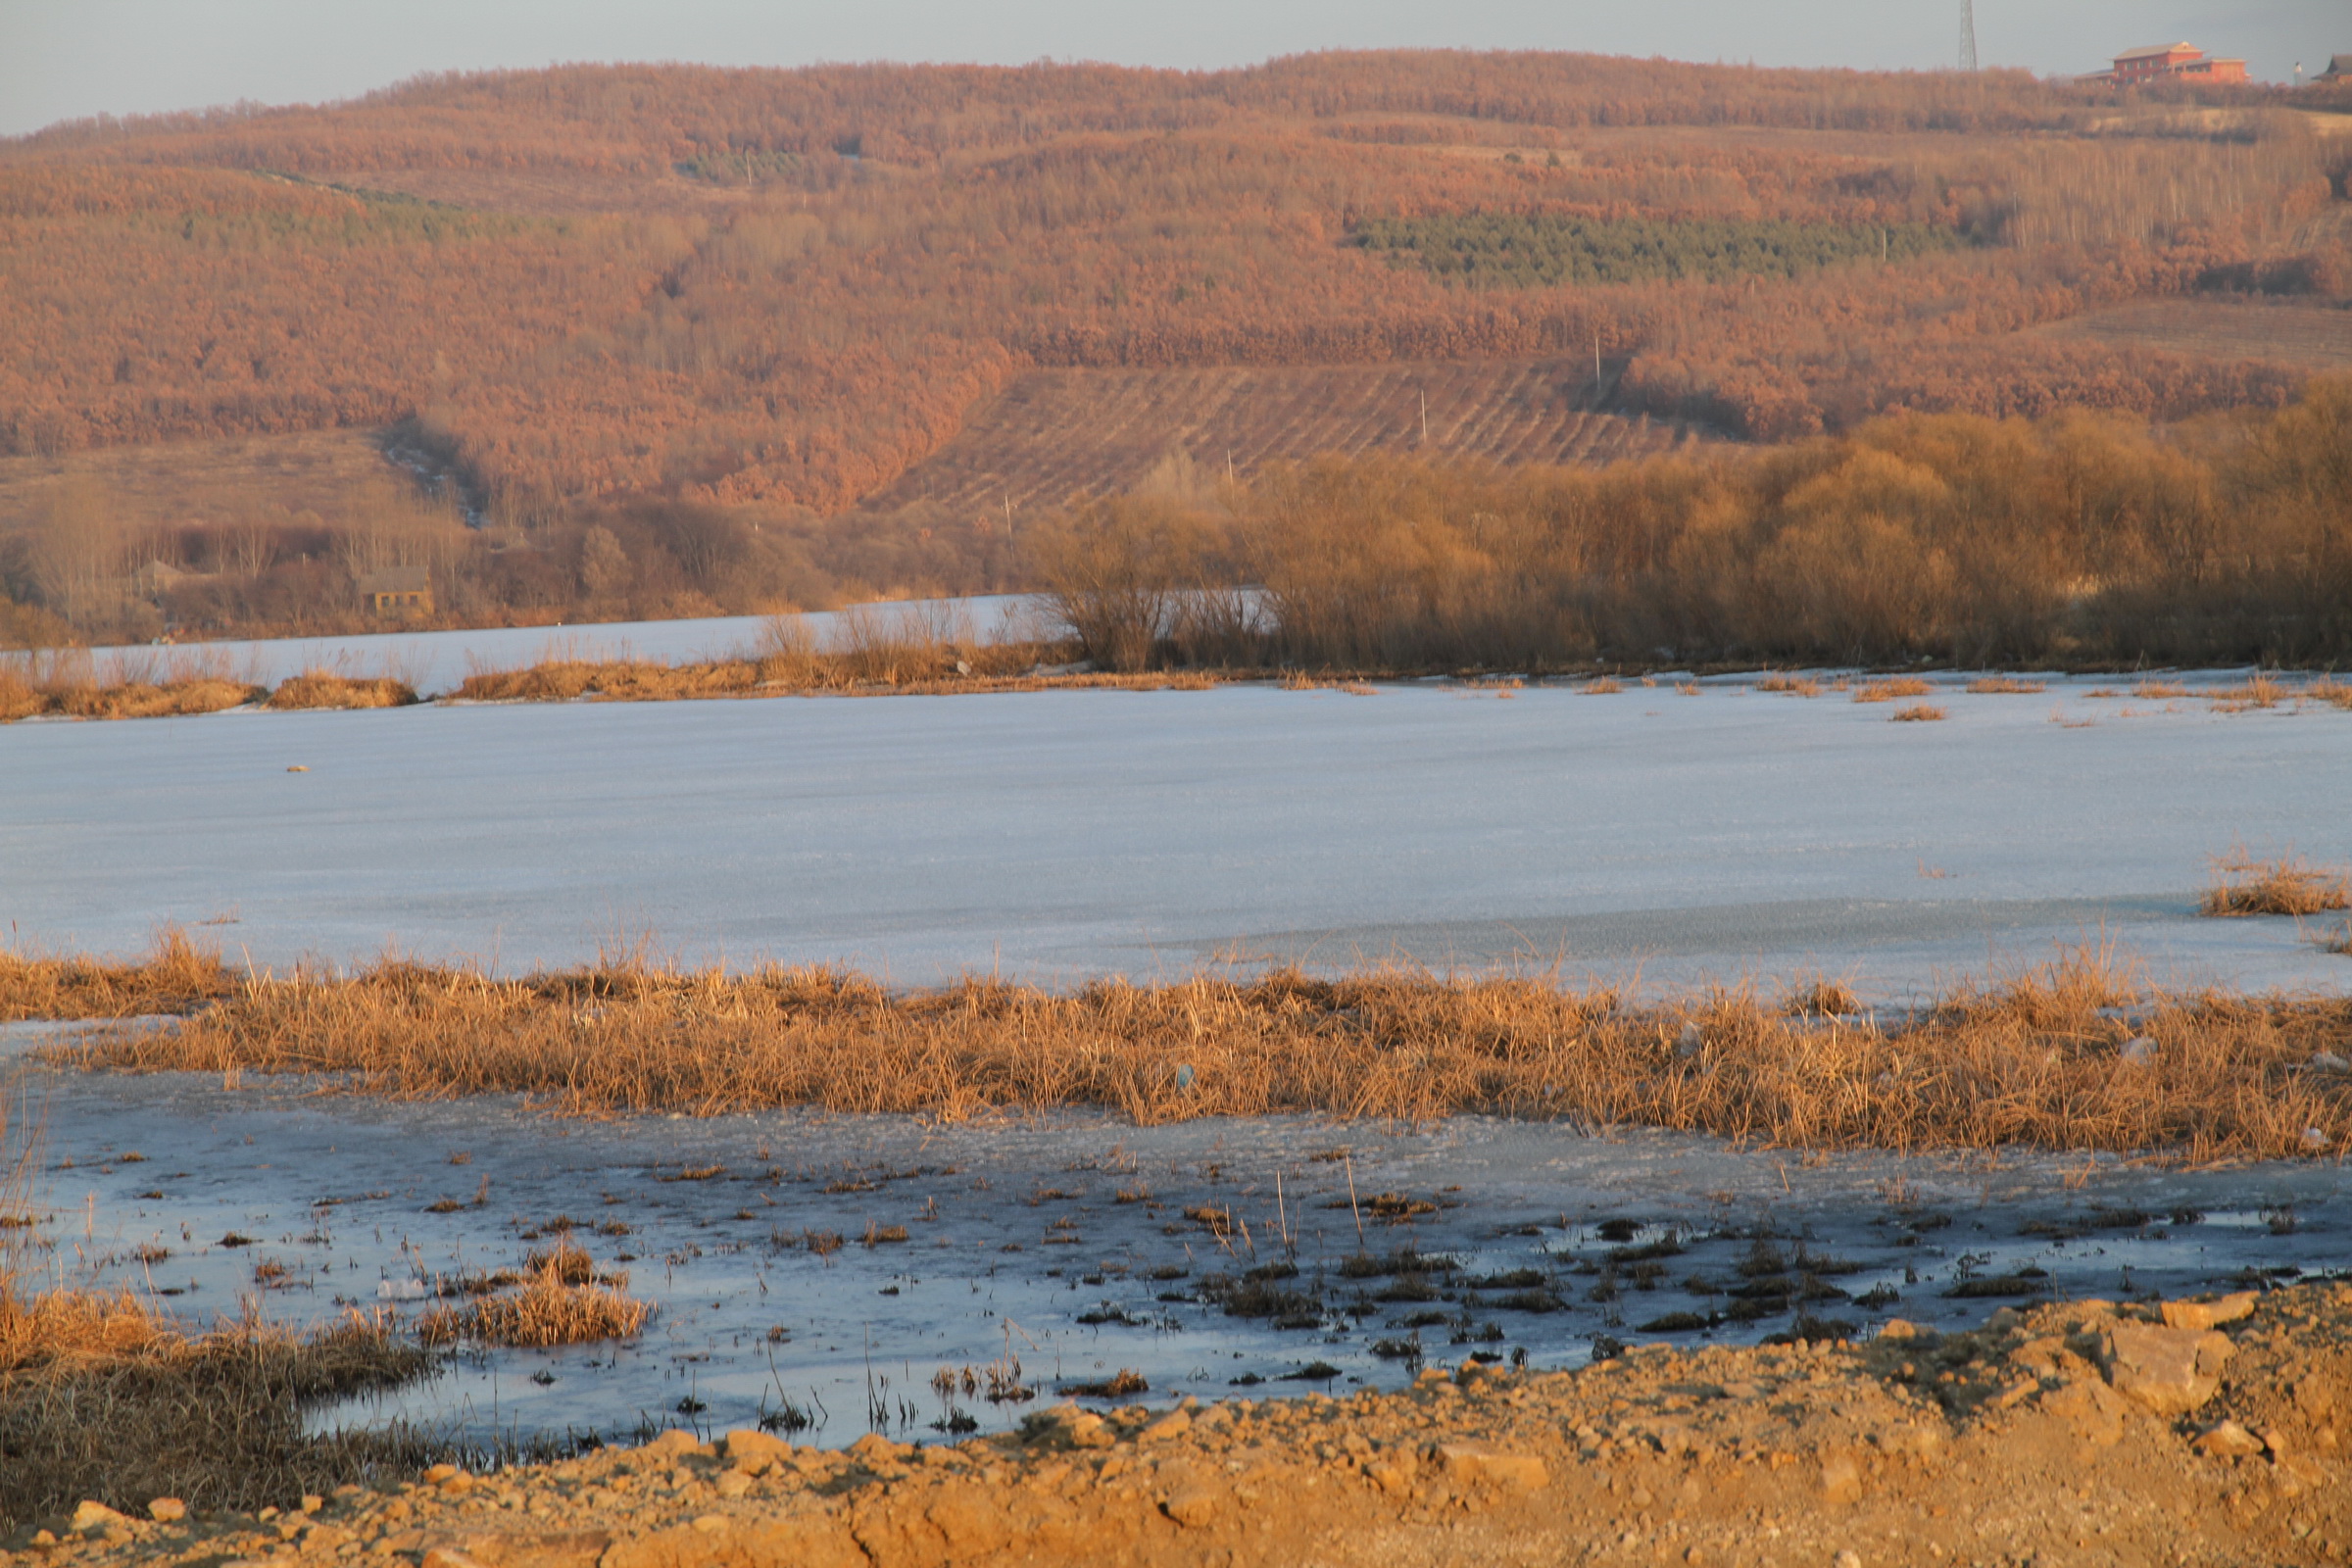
71, 595, 1033, 696
3, 674, 2346, 998
4, 1045, 2340, 1451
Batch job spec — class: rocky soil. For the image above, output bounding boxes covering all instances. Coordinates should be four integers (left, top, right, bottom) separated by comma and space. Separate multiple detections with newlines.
11, 1284, 2350, 1568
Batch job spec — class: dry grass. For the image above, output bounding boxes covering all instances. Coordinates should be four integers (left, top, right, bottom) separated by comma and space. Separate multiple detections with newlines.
454, 635, 1228, 706
29, 944, 2352, 1162
1965, 677, 2044, 695
0, 927, 241, 1020
2308, 677, 2352, 710
0, 1298, 442, 1531
267, 672, 419, 710
416, 1242, 650, 1348
0, 647, 268, 723
2201, 852, 2352, 918
1754, 673, 1824, 697
1780, 978, 1861, 1018
2315, 922, 2352, 957
1888, 703, 1947, 722
1852, 678, 1936, 704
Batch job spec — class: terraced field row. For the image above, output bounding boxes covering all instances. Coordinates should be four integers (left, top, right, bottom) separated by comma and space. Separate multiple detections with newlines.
856, 359, 1719, 520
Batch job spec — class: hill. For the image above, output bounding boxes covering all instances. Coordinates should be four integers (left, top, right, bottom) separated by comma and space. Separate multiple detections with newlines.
0, 53, 2345, 640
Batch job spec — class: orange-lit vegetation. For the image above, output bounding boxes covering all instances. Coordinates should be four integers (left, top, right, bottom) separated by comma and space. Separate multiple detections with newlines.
266, 672, 419, 710
22, 937, 2352, 1161
1, 55, 2344, 642
1031, 384, 2352, 670
0, 646, 264, 719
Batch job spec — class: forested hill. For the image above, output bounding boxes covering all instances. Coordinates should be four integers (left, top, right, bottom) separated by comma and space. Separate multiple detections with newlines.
1, 52, 2345, 639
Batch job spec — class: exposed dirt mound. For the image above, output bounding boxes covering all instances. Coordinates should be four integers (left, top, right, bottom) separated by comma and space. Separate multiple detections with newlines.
27, 1284, 2351, 1566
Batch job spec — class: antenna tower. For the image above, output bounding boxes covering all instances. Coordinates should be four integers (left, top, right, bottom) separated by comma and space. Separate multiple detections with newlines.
1957, 0, 1979, 72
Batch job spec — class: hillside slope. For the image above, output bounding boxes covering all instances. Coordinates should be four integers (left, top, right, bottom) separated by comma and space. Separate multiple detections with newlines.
857, 359, 1716, 524
0, 54, 2344, 637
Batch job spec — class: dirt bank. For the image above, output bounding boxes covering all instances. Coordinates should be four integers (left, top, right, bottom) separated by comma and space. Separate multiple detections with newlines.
13, 1283, 2349, 1568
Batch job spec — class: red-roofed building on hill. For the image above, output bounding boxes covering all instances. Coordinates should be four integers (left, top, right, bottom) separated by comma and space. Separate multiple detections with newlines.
2079, 43, 2249, 85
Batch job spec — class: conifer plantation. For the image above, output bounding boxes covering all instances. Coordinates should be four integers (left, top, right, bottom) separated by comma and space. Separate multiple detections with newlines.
0, 52, 2344, 647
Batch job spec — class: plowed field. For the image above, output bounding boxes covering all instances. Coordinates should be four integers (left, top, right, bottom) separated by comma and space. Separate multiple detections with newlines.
856, 360, 1719, 520
0, 427, 424, 532
2036, 298, 2352, 371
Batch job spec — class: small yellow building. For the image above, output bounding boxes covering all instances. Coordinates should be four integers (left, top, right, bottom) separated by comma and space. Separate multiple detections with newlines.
358, 565, 434, 617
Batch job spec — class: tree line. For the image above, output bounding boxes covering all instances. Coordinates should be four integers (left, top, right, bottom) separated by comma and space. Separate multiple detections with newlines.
1032, 379, 2352, 671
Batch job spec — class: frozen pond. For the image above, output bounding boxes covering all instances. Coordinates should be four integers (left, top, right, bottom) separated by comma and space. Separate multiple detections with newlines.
69, 595, 1035, 696
4, 1043, 2342, 1451
3, 674, 2348, 999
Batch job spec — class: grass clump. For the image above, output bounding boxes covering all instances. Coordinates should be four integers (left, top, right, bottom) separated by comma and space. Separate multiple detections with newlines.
415, 1241, 650, 1348
1888, 702, 1946, 722
2200, 852, 2352, 918
1852, 678, 1935, 704
1965, 676, 2043, 694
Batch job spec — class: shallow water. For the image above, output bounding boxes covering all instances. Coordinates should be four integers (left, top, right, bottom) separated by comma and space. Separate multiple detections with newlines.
4, 1040, 2342, 1451
3, 673, 2346, 998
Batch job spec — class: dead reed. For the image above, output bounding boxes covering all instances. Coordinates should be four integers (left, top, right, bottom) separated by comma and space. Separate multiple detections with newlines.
266, 672, 419, 710
30, 944, 2352, 1162
1754, 674, 1823, 697
1965, 677, 2044, 695
1888, 703, 1947, 722
1852, 678, 1936, 704
2201, 853, 2352, 918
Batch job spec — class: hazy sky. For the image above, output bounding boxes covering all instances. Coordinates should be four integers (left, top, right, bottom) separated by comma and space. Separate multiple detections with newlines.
1, 0, 2340, 138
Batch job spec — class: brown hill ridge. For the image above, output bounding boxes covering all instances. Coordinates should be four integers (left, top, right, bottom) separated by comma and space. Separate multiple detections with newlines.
1, 54, 2343, 641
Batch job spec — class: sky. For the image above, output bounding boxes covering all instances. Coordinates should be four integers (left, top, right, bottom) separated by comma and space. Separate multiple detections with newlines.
0, 0, 2341, 138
